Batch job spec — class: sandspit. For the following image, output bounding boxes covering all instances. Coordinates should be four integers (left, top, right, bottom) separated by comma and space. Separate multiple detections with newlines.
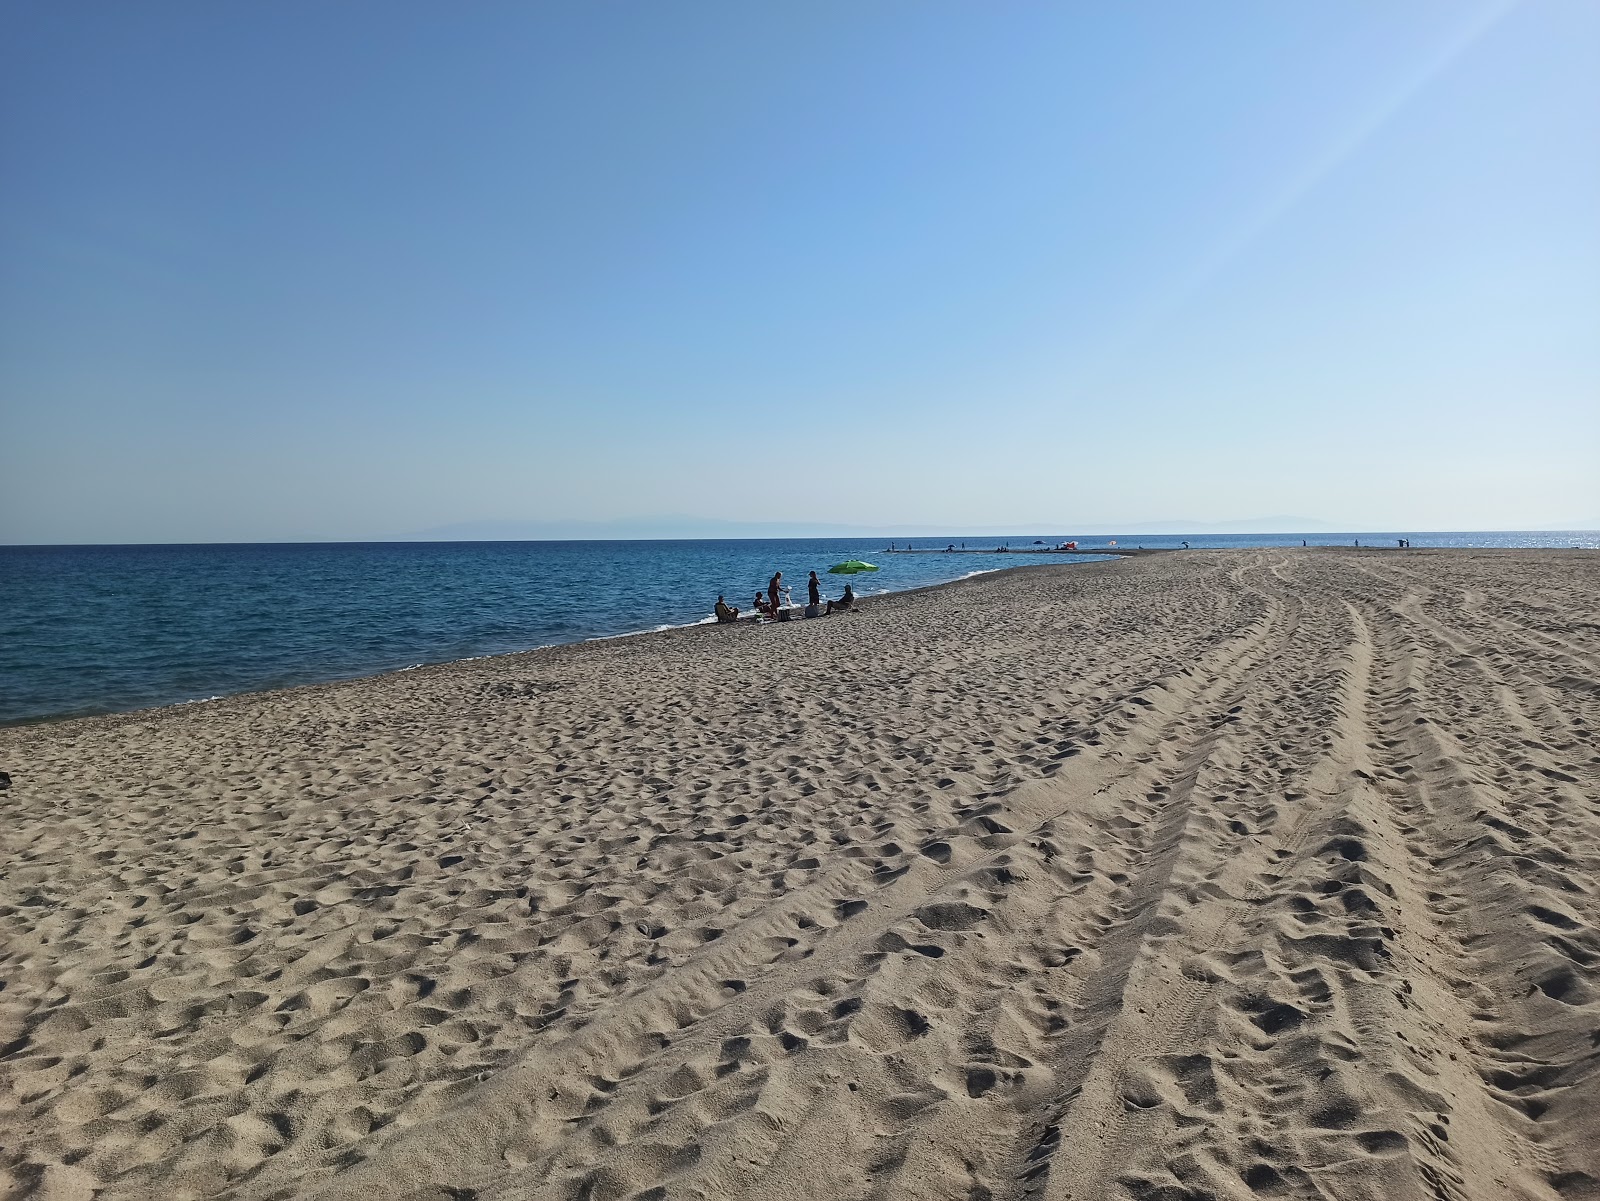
2, 549, 1598, 1201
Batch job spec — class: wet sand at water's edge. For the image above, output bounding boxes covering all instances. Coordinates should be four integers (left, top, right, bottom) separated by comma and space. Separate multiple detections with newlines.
3, 548, 1598, 1200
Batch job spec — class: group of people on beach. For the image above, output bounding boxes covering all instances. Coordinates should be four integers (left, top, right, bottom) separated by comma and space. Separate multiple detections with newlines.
713, 569, 855, 625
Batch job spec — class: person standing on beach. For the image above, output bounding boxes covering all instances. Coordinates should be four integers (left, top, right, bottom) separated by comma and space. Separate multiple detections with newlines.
768, 571, 783, 615
808, 571, 821, 608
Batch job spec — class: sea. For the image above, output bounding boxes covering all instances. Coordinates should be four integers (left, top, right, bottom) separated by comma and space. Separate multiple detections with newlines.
1, 531, 1594, 726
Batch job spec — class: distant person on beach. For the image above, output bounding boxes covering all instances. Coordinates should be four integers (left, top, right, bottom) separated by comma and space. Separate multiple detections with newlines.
754, 590, 771, 617
826, 583, 856, 614
1182, 541, 1189, 549
714, 595, 740, 623
768, 571, 783, 615
808, 571, 821, 608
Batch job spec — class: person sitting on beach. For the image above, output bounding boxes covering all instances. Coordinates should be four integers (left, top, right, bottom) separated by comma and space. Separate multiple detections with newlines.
753, 590, 771, 617
826, 583, 856, 614
714, 595, 740, 623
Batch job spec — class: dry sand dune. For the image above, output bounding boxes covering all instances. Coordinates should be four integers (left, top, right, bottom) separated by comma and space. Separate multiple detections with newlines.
2, 549, 1598, 1201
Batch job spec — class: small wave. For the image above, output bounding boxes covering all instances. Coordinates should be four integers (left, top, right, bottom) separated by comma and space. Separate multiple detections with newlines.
585, 615, 716, 644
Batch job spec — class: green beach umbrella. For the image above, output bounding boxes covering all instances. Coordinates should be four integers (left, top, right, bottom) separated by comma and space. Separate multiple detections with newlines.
828, 560, 880, 574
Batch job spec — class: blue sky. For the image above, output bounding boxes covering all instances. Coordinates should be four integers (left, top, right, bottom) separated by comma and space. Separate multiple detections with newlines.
2, 1, 1596, 542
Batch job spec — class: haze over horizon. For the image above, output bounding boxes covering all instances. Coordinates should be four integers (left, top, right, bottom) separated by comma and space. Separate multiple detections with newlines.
3, 2, 1597, 545
389, 514, 1597, 546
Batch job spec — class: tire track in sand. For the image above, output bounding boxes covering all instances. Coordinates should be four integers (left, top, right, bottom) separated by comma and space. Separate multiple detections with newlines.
259, 560, 1294, 1201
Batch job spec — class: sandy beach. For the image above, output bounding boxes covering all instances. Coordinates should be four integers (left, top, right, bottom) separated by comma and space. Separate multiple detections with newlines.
2, 548, 1597, 1201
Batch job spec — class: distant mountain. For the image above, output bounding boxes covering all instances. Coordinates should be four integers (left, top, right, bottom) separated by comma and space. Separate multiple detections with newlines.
399, 517, 883, 541
395, 515, 1346, 541
1092, 517, 1339, 534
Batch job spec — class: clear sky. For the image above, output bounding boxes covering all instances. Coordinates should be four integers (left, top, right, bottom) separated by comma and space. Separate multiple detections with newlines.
2, 1, 1596, 543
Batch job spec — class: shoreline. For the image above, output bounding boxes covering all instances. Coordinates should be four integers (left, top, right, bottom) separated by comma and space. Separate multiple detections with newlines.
0, 555, 1121, 734
0, 553, 1126, 732
6, 537, 1596, 731
8, 540, 1589, 734
7, 541, 1593, 734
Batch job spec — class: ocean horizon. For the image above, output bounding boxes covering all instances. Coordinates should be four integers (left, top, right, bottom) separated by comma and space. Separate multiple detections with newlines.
3, 530, 1595, 726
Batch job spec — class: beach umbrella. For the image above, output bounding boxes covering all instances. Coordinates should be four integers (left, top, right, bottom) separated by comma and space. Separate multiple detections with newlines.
828, 560, 880, 574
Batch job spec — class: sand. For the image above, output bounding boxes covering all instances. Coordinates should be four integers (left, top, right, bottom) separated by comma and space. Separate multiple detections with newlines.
2, 548, 1598, 1201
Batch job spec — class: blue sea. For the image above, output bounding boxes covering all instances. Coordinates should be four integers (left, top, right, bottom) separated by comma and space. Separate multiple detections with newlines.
1, 531, 1594, 726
